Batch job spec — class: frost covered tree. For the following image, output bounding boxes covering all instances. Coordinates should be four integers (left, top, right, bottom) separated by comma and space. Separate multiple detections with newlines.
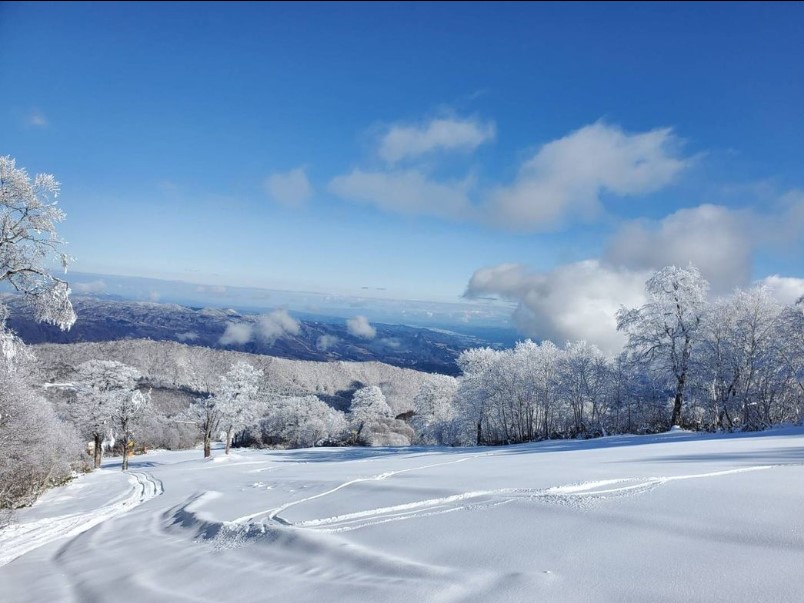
261, 395, 347, 448
0, 335, 82, 515
456, 341, 566, 445
411, 375, 458, 445
72, 360, 141, 468
185, 395, 221, 459
0, 155, 76, 332
456, 347, 499, 445
777, 297, 804, 405
502, 340, 564, 441
114, 388, 151, 470
697, 287, 783, 429
0, 156, 81, 512
728, 287, 783, 427
698, 296, 742, 429
617, 265, 709, 427
216, 361, 264, 454
348, 386, 392, 444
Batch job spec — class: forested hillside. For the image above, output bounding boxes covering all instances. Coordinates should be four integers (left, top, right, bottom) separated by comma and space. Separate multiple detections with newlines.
33, 339, 440, 414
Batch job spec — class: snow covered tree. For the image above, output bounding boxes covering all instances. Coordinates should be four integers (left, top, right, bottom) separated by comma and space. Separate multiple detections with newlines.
0, 155, 76, 333
729, 287, 782, 427
181, 362, 265, 458
557, 341, 609, 437
697, 287, 784, 430
501, 340, 564, 442
72, 360, 141, 468
216, 361, 264, 454
456, 347, 500, 445
0, 152, 80, 510
185, 395, 221, 459
348, 385, 392, 444
114, 388, 152, 470
777, 297, 804, 407
261, 395, 347, 448
617, 265, 709, 427
698, 296, 742, 429
0, 335, 83, 515
0, 365, 82, 515
411, 375, 458, 445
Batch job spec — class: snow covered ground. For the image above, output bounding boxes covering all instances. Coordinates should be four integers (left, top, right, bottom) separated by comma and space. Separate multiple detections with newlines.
1, 428, 803, 602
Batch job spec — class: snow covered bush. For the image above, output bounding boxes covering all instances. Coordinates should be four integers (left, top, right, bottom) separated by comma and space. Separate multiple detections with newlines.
0, 349, 84, 518
348, 385, 391, 445
347, 386, 413, 446
260, 395, 347, 448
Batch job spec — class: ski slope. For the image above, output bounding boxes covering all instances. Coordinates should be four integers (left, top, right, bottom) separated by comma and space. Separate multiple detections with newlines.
1, 428, 803, 602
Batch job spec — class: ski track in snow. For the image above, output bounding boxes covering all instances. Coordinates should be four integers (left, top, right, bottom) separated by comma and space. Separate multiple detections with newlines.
231, 454, 482, 525
224, 464, 779, 535
0, 471, 163, 567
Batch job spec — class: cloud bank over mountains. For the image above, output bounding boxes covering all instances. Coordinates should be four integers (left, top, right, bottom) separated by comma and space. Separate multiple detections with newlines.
219, 309, 301, 346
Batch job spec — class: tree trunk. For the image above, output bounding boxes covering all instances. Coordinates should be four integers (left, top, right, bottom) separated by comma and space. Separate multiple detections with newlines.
122, 435, 130, 471
203, 434, 211, 458
476, 420, 483, 446
670, 374, 686, 427
225, 427, 234, 455
93, 434, 103, 468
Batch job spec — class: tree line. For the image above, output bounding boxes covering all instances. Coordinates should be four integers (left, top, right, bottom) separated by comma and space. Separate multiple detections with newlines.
413, 267, 804, 445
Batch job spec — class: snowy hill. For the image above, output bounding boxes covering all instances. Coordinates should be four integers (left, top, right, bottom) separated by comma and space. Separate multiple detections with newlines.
1, 428, 803, 601
32, 338, 446, 415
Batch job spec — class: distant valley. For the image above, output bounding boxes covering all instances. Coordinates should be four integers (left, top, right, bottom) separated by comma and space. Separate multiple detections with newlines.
4, 295, 518, 375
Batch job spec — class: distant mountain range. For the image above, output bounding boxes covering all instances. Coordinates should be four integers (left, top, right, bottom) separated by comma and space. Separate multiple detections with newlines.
3, 295, 519, 375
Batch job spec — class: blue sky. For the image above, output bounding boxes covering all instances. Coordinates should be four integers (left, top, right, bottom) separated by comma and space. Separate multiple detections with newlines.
2, 2, 803, 348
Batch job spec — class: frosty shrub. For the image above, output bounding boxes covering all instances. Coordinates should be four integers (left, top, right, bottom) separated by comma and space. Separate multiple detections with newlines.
0, 353, 85, 515
260, 395, 348, 448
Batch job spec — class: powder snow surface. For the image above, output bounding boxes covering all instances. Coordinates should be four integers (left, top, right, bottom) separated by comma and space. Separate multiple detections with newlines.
1, 428, 803, 602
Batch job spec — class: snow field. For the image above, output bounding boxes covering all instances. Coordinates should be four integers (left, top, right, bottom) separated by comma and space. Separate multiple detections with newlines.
1, 429, 803, 602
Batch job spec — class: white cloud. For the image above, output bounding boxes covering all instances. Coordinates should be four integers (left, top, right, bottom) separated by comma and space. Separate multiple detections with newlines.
264, 167, 312, 207
73, 280, 107, 294
604, 204, 752, 293
758, 275, 804, 305
256, 309, 300, 343
176, 331, 199, 342
331, 121, 689, 230
347, 315, 376, 339
379, 116, 495, 163
465, 261, 649, 356
316, 334, 339, 351
218, 309, 300, 346
766, 189, 804, 246
219, 322, 253, 345
487, 122, 689, 230
28, 109, 47, 127
328, 169, 474, 220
